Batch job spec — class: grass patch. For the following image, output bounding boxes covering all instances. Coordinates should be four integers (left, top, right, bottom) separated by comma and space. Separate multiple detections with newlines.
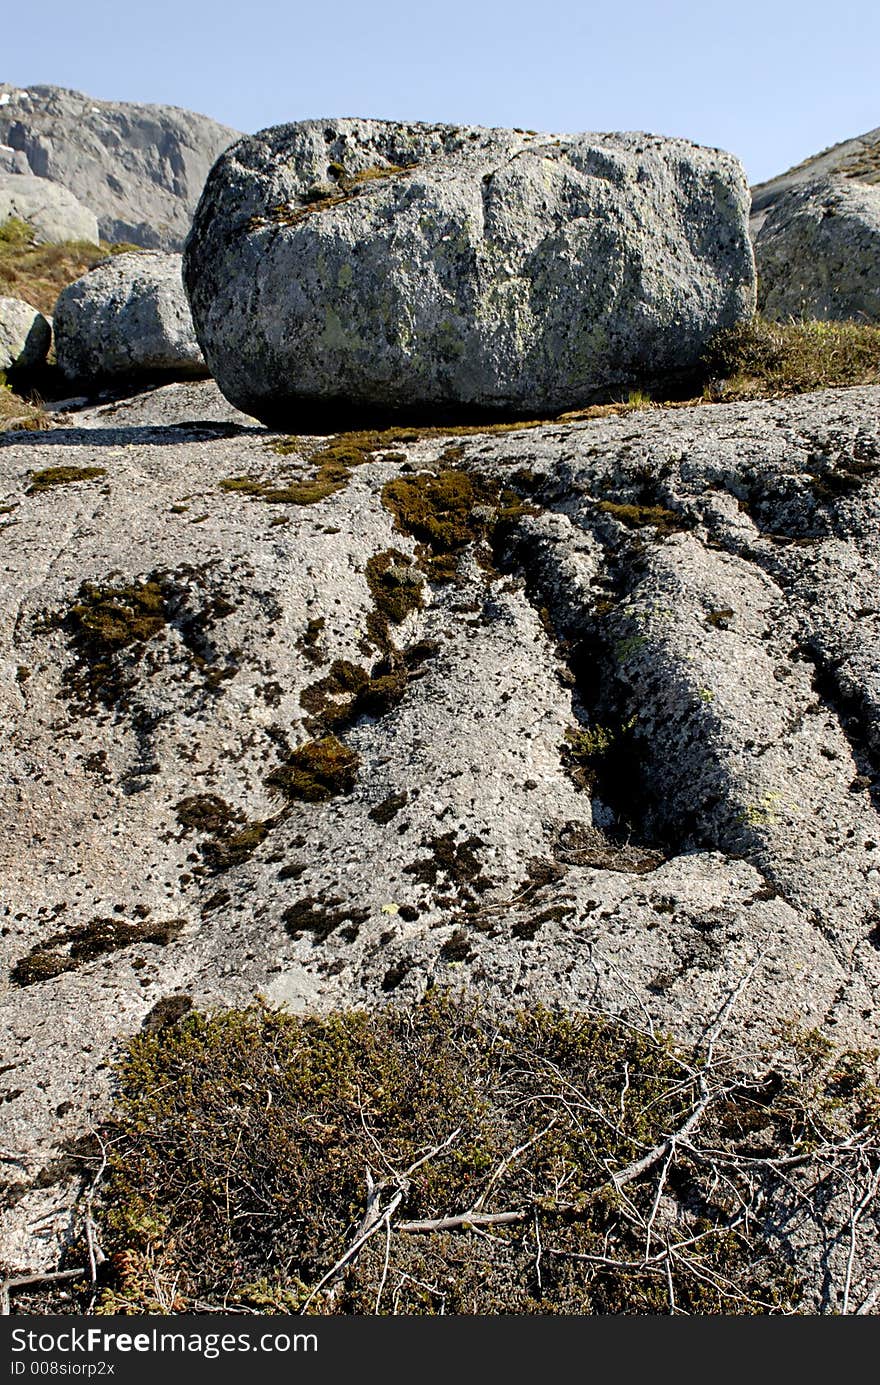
0, 377, 48, 432
78, 998, 880, 1314
0, 218, 140, 315
703, 316, 880, 400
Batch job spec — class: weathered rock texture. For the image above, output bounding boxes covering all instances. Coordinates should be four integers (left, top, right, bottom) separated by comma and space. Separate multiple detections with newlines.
0, 145, 29, 176
751, 124, 880, 235
53, 251, 207, 383
2, 380, 880, 1297
0, 85, 239, 249
0, 295, 51, 371
0, 172, 99, 245
754, 179, 880, 322
183, 120, 756, 420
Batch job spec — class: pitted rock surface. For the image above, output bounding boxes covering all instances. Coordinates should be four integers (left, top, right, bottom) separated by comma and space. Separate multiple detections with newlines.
1, 380, 879, 1282
183, 119, 755, 420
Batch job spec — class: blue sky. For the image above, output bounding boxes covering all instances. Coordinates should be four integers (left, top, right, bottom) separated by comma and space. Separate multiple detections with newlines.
4, 0, 878, 184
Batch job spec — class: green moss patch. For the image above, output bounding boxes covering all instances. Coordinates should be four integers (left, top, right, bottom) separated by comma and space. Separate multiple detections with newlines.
26, 466, 107, 494
11, 914, 185, 987
267, 734, 360, 802
79, 998, 880, 1314
382, 468, 532, 582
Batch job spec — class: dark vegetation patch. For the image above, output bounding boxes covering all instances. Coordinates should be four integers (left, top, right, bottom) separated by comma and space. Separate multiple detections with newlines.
249, 162, 418, 232
404, 833, 493, 896
174, 794, 277, 874
369, 790, 409, 825
702, 316, 880, 399
41, 567, 237, 715
510, 905, 576, 940
26, 465, 106, 494
300, 655, 409, 733
141, 996, 193, 1033
365, 549, 424, 650
596, 499, 693, 536
75, 999, 880, 1315
11, 915, 184, 987
282, 896, 371, 943
266, 734, 360, 802
381, 468, 532, 582
553, 822, 665, 875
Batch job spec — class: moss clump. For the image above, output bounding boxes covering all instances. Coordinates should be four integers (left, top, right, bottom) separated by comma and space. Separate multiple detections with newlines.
80, 997, 877, 1315
596, 499, 692, 536
267, 734, 360, 802
562, 720, 636, 793
382, 468, 531, 582
26, 466, 107, 494
175, 794, 275, 873
11, 915, 185, 987
301, 656, 409, 731
703, 315, 880, 399
365, 549, 424, 643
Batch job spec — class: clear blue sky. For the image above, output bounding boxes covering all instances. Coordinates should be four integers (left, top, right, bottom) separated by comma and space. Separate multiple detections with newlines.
4, 0, 878, 184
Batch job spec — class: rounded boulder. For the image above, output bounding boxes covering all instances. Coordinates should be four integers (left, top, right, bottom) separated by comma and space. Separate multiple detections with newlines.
183, 119, 756, 422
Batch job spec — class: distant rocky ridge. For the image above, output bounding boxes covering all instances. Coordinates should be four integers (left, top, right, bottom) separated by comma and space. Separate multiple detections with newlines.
0, 84, 239, 249
750, 125, 880, 234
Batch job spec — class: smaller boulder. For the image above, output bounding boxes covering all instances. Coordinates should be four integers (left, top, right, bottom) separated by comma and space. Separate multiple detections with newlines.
0, 173, 99, 245
0, 295, 51, 372
755, 178, 880, 322
54, 251, 208, 384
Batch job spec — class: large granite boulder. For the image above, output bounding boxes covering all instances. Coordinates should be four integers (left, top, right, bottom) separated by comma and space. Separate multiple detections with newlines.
0, 172, 99, 244
755, 178, 880, 322
183, 119, 756, 421
0, 84, 240, 249
54, 250, 208, 383
0, 295, 51, 371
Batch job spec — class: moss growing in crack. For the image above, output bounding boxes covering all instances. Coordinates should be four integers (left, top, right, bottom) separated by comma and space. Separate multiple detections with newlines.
562, 719, 637, 793
267, 734, 360, 802
26, 465, 107, 495
11, 915, 185, 987
596, 500, 693, 536
220, 429, 422, 508
75, 997, 876, 1315
300, 656, 410, 733
382, 468, 532, 582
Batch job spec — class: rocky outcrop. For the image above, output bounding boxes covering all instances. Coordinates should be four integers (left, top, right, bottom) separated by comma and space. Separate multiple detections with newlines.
2, 379, 880, 1293
53, 251, 207, 382
0, 84, 239, 249
754, 178, 880, 322
0, 172, 99, 245
183, 119, 756, 421
0, 295, 51, 371
0, 144, 29, 175
751, 125, 880, 235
